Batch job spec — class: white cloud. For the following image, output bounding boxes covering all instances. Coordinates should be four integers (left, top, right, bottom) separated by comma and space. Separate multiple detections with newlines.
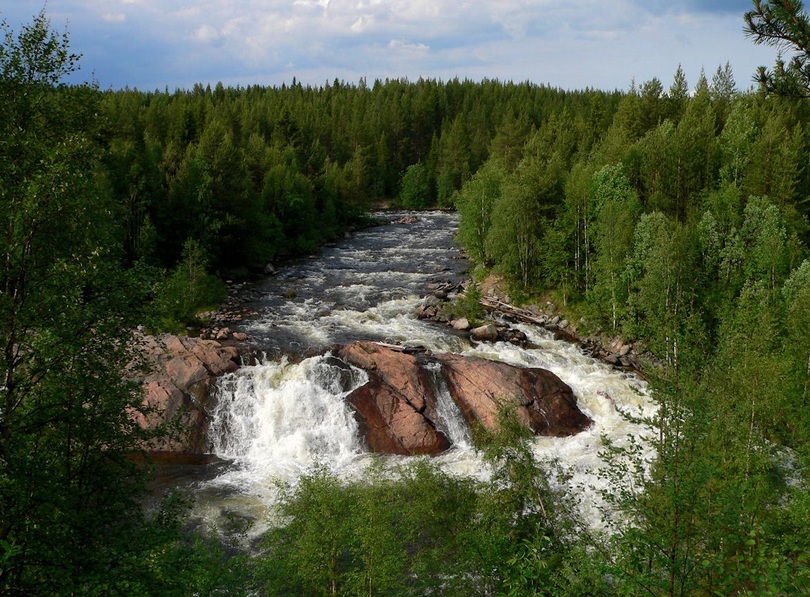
193, 24, 221, 44
6, 0, 776, 91
293, 0, 330, 8
351, 15, 373, 33
101, 12, 126, 23
388, 39, 430, 57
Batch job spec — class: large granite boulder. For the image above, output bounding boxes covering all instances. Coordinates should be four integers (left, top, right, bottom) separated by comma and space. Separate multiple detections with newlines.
335, 342, 450, 456
334, 342, 592, 456
435, 353, 591, 436
133, 334, 250, 453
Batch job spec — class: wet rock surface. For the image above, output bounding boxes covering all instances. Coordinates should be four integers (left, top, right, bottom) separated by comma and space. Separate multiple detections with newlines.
335, 341, 592, 456
335, 342, 450, 456
133, 334, 255, 453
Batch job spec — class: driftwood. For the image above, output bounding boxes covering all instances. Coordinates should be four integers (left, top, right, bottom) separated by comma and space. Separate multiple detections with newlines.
372, 341, 429, 355
478, 296, 643, 371
479, 297, 548, 326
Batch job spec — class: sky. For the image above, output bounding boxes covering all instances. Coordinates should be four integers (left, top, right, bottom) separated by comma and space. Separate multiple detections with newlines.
2, 1, 785, 93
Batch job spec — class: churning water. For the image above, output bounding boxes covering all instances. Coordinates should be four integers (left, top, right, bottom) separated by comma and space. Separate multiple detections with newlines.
189, 211, 657, 542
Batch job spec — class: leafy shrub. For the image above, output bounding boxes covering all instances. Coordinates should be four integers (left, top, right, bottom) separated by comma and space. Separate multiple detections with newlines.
150, 239, 226, 331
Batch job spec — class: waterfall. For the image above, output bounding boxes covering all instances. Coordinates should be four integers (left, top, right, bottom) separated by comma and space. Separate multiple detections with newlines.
207, 355, 369, 481
424, 362, 473, 449
186, 212, 657, 538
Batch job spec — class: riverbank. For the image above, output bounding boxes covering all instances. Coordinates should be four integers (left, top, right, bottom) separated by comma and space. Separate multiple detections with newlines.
416, 273, 652, 378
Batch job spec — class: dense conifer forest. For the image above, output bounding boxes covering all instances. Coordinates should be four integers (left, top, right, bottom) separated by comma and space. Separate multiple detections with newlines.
4, 3, 810, 594
101, 76, 621, 270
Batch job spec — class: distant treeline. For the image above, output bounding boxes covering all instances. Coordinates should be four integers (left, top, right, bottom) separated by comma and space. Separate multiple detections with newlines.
98, 78, 622, 275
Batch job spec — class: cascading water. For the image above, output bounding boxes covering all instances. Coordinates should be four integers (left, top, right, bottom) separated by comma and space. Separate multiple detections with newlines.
207, 355, 369, 479
190, 211, 657, 540
425, 362, 474, 450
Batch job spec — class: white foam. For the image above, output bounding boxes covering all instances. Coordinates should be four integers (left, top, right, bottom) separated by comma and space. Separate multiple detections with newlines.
192, 212, 658, 539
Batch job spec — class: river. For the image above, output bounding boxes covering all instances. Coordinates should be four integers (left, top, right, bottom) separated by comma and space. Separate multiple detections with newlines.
185, 211, 657, 544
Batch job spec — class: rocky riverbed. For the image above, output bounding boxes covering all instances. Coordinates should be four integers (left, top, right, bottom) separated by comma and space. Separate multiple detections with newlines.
137, 212, 656, 543
133, 212, 649, 462
415, 276, 651, 375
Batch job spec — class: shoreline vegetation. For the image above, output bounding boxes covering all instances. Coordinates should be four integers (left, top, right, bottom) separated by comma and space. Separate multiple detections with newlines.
414, 269, 649, 375
4, 4, 810, 593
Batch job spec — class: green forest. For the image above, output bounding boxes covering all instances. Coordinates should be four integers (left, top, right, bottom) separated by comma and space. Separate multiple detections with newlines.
4, 2, 810, 594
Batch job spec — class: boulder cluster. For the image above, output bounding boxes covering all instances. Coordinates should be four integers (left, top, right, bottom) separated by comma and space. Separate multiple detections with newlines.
133, 335, 592, 457
415, 282, 530, 347
335, 341, 592, 456
417, 280, 645, 372
579, 336, 640, 369
197, 280, 262, 341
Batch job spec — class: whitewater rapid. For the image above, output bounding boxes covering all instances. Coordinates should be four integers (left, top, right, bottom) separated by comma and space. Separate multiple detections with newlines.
190, 212, 658, 542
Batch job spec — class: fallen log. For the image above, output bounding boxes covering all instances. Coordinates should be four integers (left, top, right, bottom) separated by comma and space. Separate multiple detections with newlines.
479, 297, 548, 326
